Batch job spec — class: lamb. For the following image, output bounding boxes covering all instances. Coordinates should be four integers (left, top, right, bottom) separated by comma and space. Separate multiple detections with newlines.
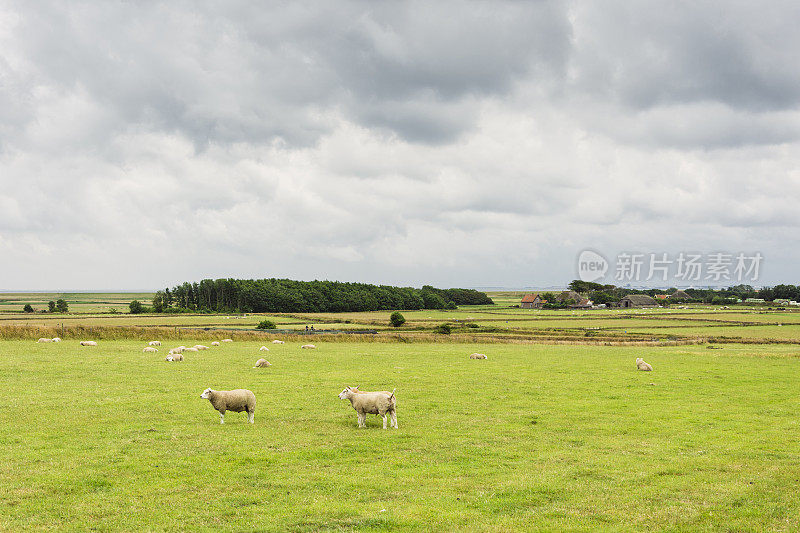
636, 357, 653, 371
194, 345, 209, 350
469, 353, 488, 359
200, 388, 256, 424
148, 341, 161, 346
338, 386, 397, 429
211, 341, 220, 346
272, 340, 285, 344
37, 338, 52, 343
80, 341, 98, 346
221, 339, 233, 343
301, 344, 316, 349
254, 358, 271, 368
143, 347, 158, 353
259, 346, 269, 351
51, 337, 61, 343
166, 353, 183, 362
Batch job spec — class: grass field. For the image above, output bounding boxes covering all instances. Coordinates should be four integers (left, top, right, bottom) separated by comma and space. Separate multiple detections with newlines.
2, 339, 799, 531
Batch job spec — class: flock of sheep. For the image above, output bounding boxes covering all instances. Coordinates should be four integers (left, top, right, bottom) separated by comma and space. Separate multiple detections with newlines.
36, 336, 655, 427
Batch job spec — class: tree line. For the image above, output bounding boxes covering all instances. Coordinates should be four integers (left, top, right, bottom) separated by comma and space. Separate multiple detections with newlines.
150, 278, 493, 313
568, 280, 800, 305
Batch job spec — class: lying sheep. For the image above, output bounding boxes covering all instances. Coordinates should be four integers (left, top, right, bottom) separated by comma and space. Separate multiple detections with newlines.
254, 358, 271, 368
338, 386, 397, 429
143, 346, 158, 353
259, 346, 269, 351
37, 338, 52, 343
183, 347, 199, 353
469, 353, 487, 359
301, 344, 316, 349
52, 337, 61, 343
221, 339, 233, 343
201, 388, 256, 424
166, 353, 183, 362
148, 341, 161, 346
636, 357, 653, 371
272, 340, 285, 344
194, 345, 209, 350
80, 341, 98, 346
211, 341, 220, 346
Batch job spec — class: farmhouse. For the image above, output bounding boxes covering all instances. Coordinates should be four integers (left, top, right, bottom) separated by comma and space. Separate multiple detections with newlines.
521, 293, 545, 309
619, 294, 659, 308
655, 294, 670, 300
557, 290, 592, 308
670, 290, 691, 300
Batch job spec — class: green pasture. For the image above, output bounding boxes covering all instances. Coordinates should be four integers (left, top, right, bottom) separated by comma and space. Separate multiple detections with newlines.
0, 293, 155, 313
1, 340, 799, 531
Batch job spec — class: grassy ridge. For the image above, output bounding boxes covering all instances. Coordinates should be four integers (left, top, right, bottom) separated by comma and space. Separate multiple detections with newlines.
1, 340, 799, 531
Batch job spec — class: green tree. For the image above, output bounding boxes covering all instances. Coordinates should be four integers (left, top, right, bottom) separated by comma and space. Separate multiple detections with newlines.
23, 304, 34, 313
390, 311, 406, 327
56, 299, 69, 313
129, 300, 144, 314
152, 292, 165, 313
256, 319, 276, 329
48, 301, 56, 313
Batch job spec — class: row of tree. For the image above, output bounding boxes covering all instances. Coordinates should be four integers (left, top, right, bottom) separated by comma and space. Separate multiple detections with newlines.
567, 280, 799, 304
151, 279, 493, 313
23, 299, 69, 313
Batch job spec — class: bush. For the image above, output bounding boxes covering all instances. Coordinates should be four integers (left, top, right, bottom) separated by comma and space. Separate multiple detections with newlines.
23, 304, 34, 313
129, 300, 144, 314
256, 320, 277, 330
389, 311, 406, 327
434, 323, 452, 335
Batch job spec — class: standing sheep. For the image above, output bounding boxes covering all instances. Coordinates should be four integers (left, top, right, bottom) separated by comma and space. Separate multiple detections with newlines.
166, 353, 183, 362
338, 386, 397, 429
636, 358, 653, 371
143, 347, 158, 353
200, 388, 256, 424
149, 341, 161, 346
254, 358, 271, 368
80, 341, 98, 346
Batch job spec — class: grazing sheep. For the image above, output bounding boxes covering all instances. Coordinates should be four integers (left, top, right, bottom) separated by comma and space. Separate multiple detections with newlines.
37, 338, 52, 343
194, 345, 209, 350
221, 339, 233, 343
80, 341, 98, 346
636, 357, 653, 371
183, 347, 199, 353
200, 388, 256, 424
272, 340, 285, 344
165, 353, 183, 362
148, 341, 161, 346
254, 358, 271, 368
259, 346, 269, 351
169, 346, 185, 354
143, 347, 158, 353
52, 337, 61, 343
211, 341, 220, 346
338, 386, 397, 429
469, 353, 488, 359
301, 344, 316, 349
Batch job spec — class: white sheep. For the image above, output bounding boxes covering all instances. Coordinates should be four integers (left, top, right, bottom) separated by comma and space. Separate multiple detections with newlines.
211, 341, 220, 346
143, 346, 158, 353
469, 353, 488, 359
148, 341, 161, 346
183, 347, 199, 353
166, 353, 183, 362
80, 341, 98, 346
636, 357, 653, 371
51, 337, 61, 343
37, 338, 52, 343
272, 340, 285, 344
301, 344, 316, 349
221, 339, 233, 343
338, 386, 397, 429
200, 388, 256, 424
169, 346, 185, 354
254, 358, 271, 368
194, 345, 209, 350
259, 346, 269, 351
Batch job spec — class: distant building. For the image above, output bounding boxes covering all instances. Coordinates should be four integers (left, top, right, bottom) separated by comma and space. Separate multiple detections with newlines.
655, 294, 670, 300
619, 294, 659, 308
745, 298, 765, 303
670, 290, 691, 300
521, 293, 545, 309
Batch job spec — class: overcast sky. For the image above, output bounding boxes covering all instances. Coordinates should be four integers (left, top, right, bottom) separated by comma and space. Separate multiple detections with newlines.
1, 1, 799, 291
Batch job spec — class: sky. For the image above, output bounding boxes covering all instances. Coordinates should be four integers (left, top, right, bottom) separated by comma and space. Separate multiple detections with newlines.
1, 1, 799, 291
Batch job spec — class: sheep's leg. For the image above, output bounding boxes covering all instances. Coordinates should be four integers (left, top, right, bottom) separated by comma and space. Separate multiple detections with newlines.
357, 411, 366, 428
390, 410, 397, 429
248, 411, 254, 424
219, 411, 225, 424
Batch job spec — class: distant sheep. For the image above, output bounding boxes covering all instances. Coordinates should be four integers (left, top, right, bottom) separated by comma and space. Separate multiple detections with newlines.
301, 344, 316, 349
80, 341, 98, 346
259, 346, 269, 351
37, 338, 52, 343
169, 346, 185, 354
201, 388, 256, 424
183, 347, 199, 353
221, 339, 233, 343
51, 337, 61, 343
143, 347, 158, 353
148, 341, 161, 346
166, 353, 183, 362
636, 358, 653, 371
194, 345, 209, 350
338, 386, 397, 429
254, 358, 271, 368
469, 353, 487, 359
211, 341, 220, 346
272, 340, 285, 344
